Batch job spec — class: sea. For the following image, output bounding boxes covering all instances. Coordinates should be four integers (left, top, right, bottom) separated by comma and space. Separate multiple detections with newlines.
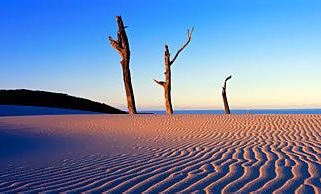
142, 109, 321, 115
0, 105, 320, 117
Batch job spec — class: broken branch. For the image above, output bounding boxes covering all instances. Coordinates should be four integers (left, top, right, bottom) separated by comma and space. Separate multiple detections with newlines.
153, 79, 166, 87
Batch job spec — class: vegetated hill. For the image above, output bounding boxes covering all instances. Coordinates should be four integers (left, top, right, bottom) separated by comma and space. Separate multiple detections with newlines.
0, 89, 126, 114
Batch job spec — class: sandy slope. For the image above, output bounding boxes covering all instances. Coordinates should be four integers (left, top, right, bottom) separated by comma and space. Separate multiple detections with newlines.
0, 114, 320, 193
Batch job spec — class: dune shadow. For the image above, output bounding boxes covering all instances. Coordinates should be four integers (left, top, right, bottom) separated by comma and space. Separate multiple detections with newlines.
0, 124, 83, 167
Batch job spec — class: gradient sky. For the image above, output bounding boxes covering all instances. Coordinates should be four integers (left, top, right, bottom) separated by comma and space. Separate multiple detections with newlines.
1, 0, 321, 111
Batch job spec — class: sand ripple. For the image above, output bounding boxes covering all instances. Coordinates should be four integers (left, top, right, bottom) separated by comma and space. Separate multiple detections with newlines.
0, 114, 321, 193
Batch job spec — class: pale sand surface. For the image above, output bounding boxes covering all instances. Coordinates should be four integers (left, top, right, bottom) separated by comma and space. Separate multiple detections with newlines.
0, 114, 320, 193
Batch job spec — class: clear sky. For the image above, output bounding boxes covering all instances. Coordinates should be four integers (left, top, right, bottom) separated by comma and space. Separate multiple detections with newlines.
1, 0, 321, 111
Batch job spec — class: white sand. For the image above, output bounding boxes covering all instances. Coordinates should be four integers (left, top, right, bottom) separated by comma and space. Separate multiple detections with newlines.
0, 114, 320, 193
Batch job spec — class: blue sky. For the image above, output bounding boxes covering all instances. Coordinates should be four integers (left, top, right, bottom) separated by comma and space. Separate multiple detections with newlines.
1, 0, 321, 110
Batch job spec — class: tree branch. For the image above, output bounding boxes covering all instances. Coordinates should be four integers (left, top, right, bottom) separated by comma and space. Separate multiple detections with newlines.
109, 16, 131, 58
109, 36, 123, 56
225, 75, 232, 82
116, 16, 130, 53
223, 75, 232, 89
170, 27, 194, 65
153, 79, 166, 87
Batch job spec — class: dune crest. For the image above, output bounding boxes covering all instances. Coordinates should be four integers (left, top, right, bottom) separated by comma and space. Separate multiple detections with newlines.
0, 114, 320, 193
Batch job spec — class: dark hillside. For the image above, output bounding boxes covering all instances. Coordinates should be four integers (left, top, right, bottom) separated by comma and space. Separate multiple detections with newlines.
0, 89, 126, 114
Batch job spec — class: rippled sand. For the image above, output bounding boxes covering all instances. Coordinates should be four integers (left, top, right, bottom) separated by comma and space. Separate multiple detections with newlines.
0, 114, 320, 193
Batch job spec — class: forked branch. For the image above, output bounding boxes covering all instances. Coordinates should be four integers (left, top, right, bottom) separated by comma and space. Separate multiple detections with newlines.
170, 27, 194, 65
109, 37, 123, 56
109, 16, 130, 60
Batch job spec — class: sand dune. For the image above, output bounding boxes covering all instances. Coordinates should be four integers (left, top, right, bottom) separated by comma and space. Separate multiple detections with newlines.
0, 114, 320, 193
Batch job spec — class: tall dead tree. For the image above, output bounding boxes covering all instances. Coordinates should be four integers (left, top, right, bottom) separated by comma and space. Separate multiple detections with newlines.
222, 75, 232, 114
109, 16, 137, 114
154, 28, 193, 114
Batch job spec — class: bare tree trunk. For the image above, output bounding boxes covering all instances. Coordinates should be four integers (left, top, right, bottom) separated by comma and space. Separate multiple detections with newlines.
222, 75, 232, 114
154, 28, 193, 114
109, 16, 137, 114
164, 45, 173, 114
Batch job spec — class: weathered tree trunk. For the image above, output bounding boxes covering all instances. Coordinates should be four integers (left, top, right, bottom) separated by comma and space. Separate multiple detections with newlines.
109, 16, 137, 114
154, 28, 193, 114
222, 75, 232, 114
163, 45, 173, 114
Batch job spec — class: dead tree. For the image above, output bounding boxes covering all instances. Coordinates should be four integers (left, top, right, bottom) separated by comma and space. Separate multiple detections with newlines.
109, 16, 137, 114
154, 28, 193, 114
222, 75, 232, 114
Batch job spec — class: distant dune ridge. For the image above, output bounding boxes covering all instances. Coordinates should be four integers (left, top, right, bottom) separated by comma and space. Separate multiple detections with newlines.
0, 114, 320, 193
0, 89, 126, 114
